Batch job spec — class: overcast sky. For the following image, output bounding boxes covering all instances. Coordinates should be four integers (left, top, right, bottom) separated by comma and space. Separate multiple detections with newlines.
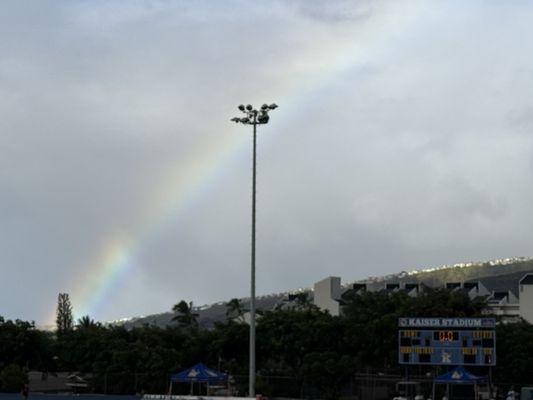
1, 0, 533, 325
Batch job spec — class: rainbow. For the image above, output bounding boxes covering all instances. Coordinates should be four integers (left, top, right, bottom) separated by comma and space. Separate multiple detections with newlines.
50, 127, 256, 322
45, 3, 420, 324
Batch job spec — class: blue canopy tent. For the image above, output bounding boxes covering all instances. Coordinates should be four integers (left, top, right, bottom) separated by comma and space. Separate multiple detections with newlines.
169, 363, 228, 395
432, 366, 489, 400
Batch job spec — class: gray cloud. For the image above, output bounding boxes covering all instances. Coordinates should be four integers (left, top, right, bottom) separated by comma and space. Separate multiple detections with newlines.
294, 0, 376, 23
1, 0, 533, 324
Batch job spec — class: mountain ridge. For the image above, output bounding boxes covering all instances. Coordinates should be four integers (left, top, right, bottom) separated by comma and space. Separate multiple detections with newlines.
112, 256, 533, 329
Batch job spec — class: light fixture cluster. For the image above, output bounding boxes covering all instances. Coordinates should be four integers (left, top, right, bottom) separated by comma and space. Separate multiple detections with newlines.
231, 103, 278, 125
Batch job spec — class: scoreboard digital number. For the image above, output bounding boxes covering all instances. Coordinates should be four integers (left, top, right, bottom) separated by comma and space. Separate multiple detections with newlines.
398, 318, 496, 366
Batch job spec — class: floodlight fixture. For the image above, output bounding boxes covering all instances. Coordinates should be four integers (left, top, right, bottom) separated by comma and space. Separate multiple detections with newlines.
257, 114, 269, 124
231, 103, 277, 126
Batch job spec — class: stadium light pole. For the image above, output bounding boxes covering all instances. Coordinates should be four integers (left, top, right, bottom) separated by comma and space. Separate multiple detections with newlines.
231, 103, 278, 398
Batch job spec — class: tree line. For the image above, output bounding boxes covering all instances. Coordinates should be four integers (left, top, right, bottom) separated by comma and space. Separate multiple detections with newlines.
1, 290, 533, 398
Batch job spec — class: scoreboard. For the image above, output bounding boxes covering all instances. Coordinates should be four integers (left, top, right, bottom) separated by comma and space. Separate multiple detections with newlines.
398, 318, 496, 366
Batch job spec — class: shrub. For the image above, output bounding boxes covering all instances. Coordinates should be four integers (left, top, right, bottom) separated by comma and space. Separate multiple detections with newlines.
0, 364, 28, 392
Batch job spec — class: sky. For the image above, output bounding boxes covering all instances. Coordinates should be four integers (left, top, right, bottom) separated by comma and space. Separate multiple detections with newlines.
1, 0, 533, 325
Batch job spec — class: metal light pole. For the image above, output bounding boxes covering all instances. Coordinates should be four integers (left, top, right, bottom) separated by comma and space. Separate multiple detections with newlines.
231, 103, 278, 398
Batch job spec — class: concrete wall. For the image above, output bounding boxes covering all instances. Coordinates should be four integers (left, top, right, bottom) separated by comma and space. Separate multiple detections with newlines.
487, 303, 520, 319
519, 276, 533, 324
313, 276, 341, 316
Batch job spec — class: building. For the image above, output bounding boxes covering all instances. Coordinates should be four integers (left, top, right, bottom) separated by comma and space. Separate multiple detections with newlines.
313, 273, 533, 323
313, 276, 341, 316
519, 274, 533, 323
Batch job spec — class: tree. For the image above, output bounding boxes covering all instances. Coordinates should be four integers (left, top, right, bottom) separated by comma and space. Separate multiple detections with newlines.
0, 364, 27, 392
340, 289, 487, 369
172, 300, 199, 329
56, 293, 73, 334
300, 352, 354, 400
77, 315, 97, 329
494, 320, 533, 384
225, 298, 245, 322
293, 292, 316, 311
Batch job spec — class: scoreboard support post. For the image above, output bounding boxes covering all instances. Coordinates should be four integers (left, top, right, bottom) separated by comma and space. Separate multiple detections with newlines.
489, 367, 493, 399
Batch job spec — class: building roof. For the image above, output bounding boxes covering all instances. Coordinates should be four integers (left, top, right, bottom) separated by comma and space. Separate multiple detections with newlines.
463, 282, 479, 290
519, 274, 533, 285
492, 291, 508, 300
487, 291, 509, 305
446, 282, 461, 290
385, 283, 400, 290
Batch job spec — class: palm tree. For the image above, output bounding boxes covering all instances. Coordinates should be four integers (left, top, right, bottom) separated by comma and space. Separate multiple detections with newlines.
76, 315, 97, 329
172, 300, 199, 328
225, 298, 245, 322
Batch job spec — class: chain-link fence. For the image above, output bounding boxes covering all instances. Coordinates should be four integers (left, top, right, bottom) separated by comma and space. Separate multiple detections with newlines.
46, 370, 533, 399
90, 372, 168, 395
